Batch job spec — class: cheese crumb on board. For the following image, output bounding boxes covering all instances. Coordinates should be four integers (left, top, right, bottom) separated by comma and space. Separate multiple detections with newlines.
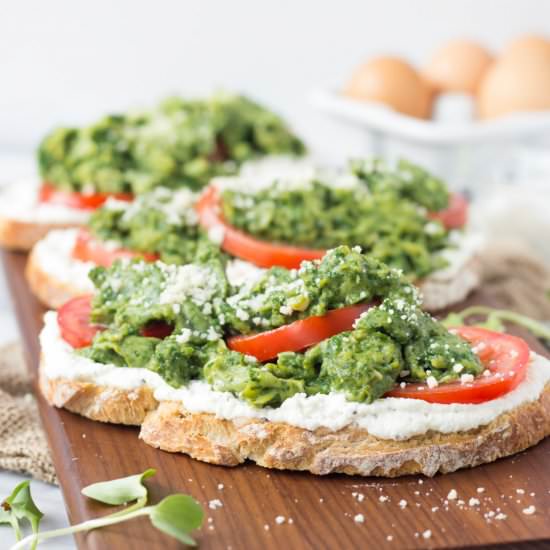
208, 499, 223, 510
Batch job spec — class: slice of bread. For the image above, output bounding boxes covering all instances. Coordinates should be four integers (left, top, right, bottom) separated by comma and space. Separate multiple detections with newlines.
39, 361, 550, 477
26, 242, 90, 309
0, 183, 89, 251
0, 216, 82, 252
419, 256, 481, 311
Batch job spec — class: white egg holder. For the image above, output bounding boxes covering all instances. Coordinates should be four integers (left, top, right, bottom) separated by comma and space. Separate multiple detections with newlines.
311, 89, 550, 192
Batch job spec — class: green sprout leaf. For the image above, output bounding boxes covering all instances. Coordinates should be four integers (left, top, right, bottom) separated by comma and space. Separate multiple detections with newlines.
0, 503, 11, 524
441, 306, 550, 345
150, 495, 204, 546
82, 468, 156, 505
6, 471, 204, 550
2, 481, 43, 548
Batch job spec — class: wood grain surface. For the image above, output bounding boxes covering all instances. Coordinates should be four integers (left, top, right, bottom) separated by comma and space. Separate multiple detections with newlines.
2, 249, 550, 550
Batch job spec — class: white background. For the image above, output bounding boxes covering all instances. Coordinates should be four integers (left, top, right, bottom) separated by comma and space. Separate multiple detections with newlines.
1, 0, 550, 163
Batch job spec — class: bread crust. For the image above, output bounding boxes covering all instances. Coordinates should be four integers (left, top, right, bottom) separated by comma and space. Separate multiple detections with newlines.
39, 361, 550, 477
0, 215, 82, 251
39, 370, 157, 426
26, 245, 87, 309
419, 255, 481, 311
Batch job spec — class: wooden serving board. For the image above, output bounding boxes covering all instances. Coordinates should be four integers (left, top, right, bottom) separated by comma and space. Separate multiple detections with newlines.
2, 249, 550, 550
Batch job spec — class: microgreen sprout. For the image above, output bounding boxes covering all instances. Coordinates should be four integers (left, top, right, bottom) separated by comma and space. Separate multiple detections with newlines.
0, 482, 43, 550
4, 469, 203, 549
442, 306, 550, 345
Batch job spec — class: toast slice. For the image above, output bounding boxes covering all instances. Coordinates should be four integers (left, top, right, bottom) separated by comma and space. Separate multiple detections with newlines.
39, 361, 550, 477
0, 216, 83, 252
0, 183, 89, 251
26, 229, 93, 308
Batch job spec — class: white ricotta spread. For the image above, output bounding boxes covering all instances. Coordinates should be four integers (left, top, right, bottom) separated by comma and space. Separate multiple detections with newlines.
0, 180, 90, 224
41, 311, 550, 440
32, 229, 95, 294
420, 230, 484, 311
427, 230, 484, 282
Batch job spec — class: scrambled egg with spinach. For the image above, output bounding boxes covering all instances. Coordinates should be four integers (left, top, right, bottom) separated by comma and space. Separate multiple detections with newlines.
38, 94, 305, 194
80, 247, 481, 408
222, 159, 451, 279
89, 187, 219, 265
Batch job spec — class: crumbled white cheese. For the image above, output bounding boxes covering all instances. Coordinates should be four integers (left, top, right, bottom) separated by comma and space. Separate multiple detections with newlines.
447, 489, 458, 500
275, 516, 285, 524
522, 505, 536, 515
354, 514, 365, 524
159, 263, 218, 307
175, 329, 192, 344
208, 499, 223, 510
208, 225, 225, 245
426, 376, 438, 389
122, 187, 198, 226
225, 260, 265, 287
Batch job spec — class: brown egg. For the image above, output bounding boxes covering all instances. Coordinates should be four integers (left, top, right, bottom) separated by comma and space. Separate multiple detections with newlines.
478, 52, 550, 119
344, 56, 433, 119
423, 39, 493, 94
502, 34, 550, 62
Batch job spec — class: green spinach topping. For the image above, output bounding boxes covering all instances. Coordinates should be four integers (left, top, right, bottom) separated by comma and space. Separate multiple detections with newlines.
38, 94, 305, 194
79, 246, 481, 408
221, 162, 451, 279
88, 187, 222, 265
350, 157, 450, 211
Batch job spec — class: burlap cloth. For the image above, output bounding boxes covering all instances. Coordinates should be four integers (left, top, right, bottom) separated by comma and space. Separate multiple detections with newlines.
0, 342, 56, 484
0, 245, 549, 486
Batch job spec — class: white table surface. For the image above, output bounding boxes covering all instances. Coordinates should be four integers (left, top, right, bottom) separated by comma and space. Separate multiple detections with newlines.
0, 155, 75, 548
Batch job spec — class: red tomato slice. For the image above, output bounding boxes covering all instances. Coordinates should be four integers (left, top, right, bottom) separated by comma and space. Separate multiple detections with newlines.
39, 183, 133, 211
72, 229, 159, 268
227, 303, 373, 361
57, 295, 103, 348
58, 296, 174, 348
386, 326, 530, 404
196, 186, 325, 269
428, 193, 468, 230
